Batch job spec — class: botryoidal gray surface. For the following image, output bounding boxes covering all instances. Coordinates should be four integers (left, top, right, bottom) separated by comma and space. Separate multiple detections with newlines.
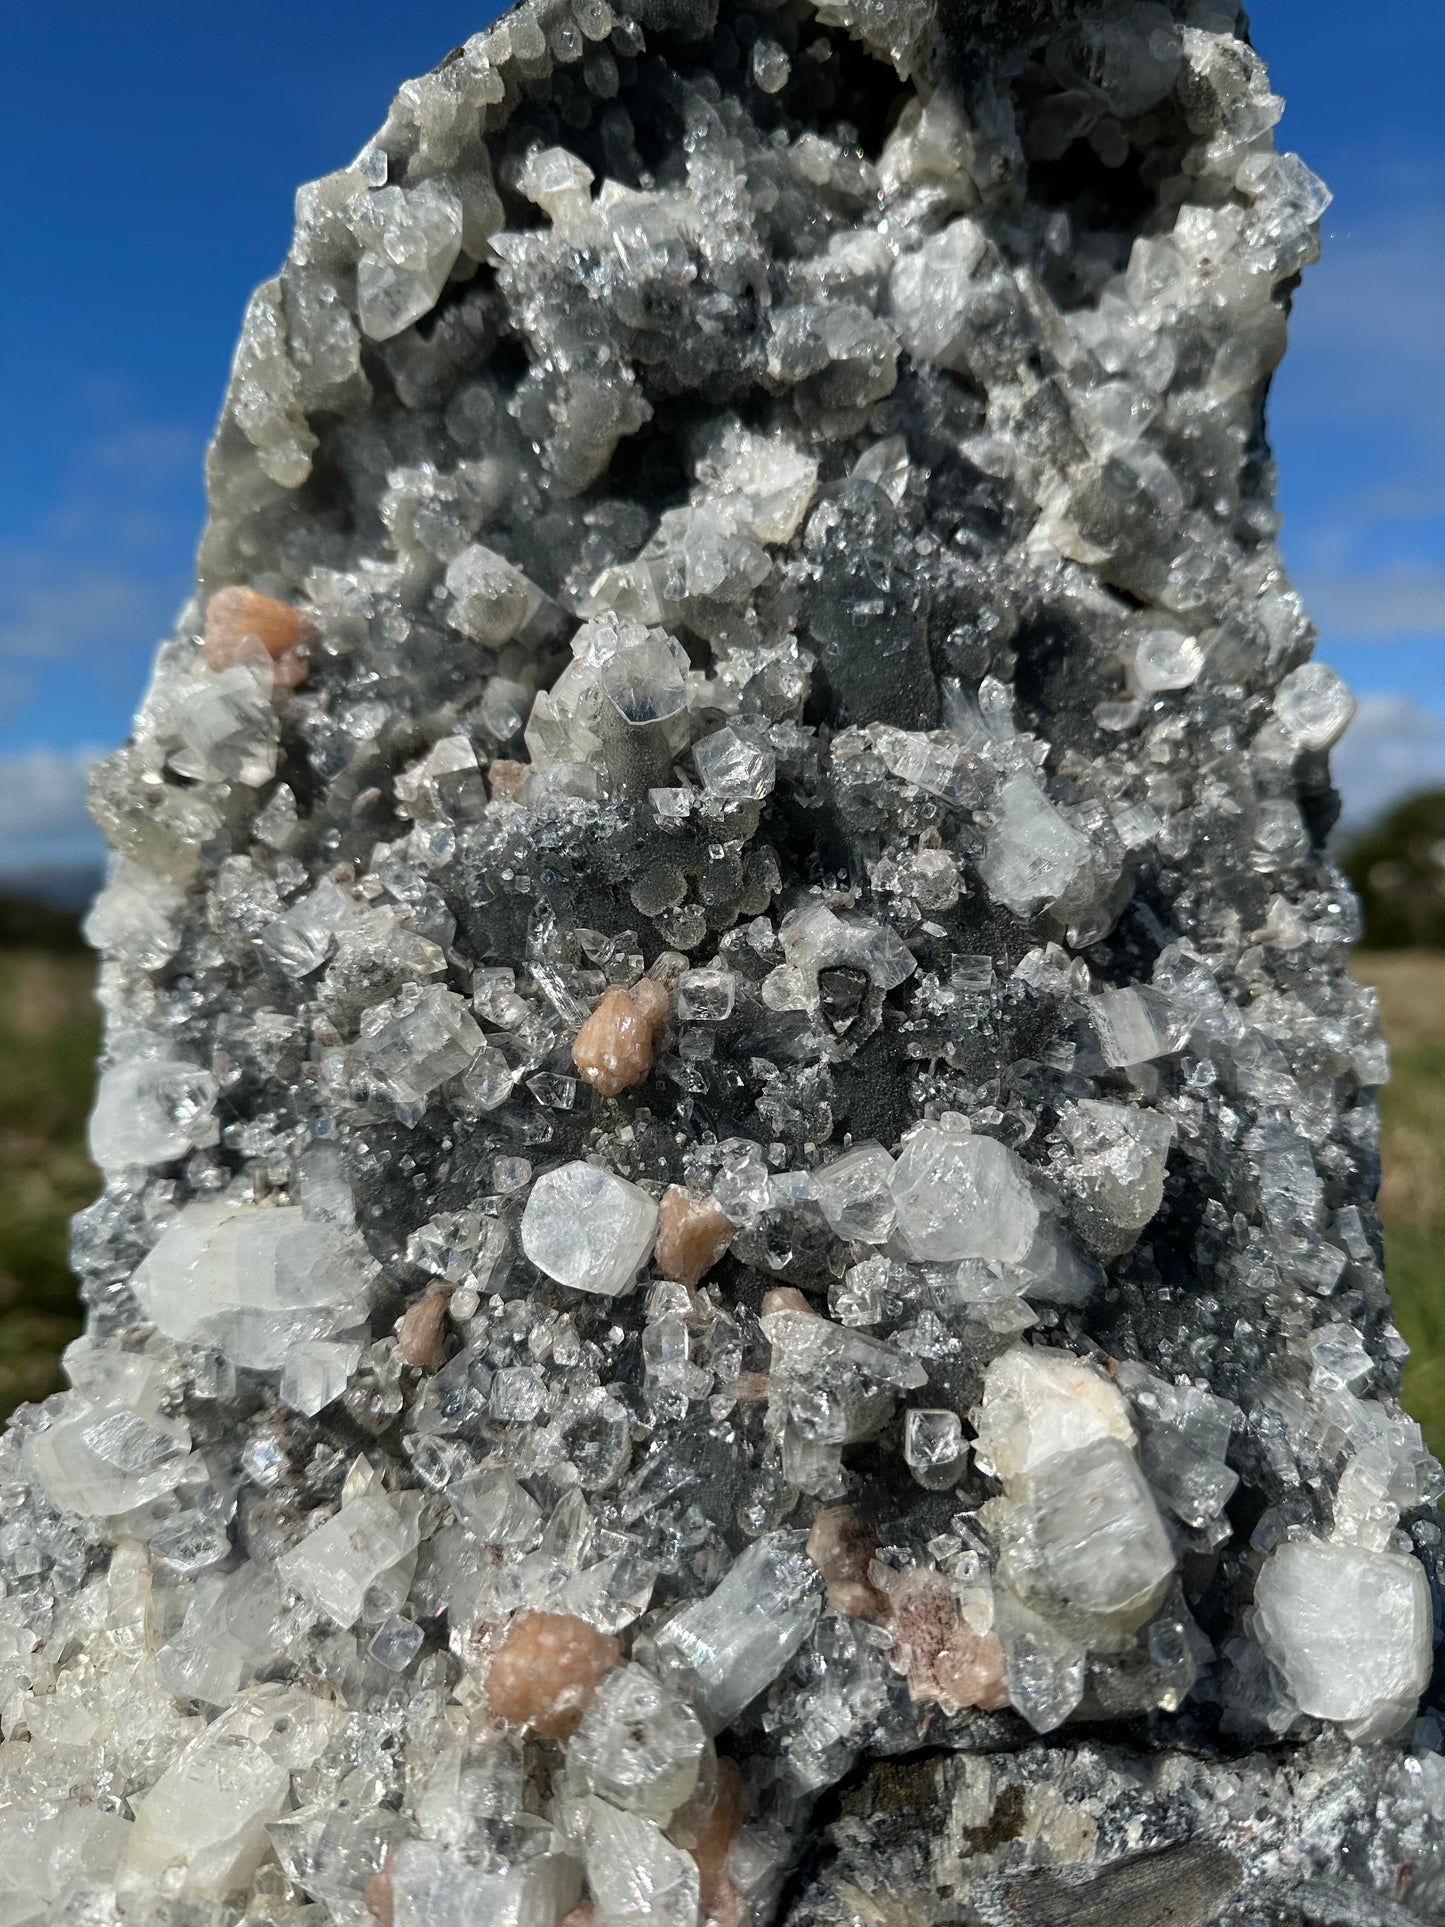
4, 0, 1443, 1922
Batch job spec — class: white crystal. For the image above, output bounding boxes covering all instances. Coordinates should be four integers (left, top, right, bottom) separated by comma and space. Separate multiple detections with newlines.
1252, 1540, 1432, 1738
1001, 1435, 1176, 1636
25, 1346, 193, 1519
120, 1727, 291, 1898
132, 1202, 374, 1373
889, 1124, 1039, 1265
277, 1490, 423, 1628
88, 1054, 219, 1174
978, 775, 1095, 919
809, 1142, 898, 1244
167, 666, 277, 787
579, 1797, 700, 1927
704, 422, 818, 543
352, 179, 463, 342
1132, 628, 1203, 692
521, 1162, 659, 1297
391, 1839, 580, 1927
889, 218, 990, 370
1274, 661, 1356, 751
568, 1663, 707, 1820
655, 1530, 822, 1730
972, 1345, 1136, 1491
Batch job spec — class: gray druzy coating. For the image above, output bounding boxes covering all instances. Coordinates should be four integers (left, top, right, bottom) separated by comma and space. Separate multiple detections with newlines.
3, 0, 1444, 1922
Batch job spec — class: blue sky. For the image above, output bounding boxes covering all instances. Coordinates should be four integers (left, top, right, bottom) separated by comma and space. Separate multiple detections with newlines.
0, 0, 1440, 883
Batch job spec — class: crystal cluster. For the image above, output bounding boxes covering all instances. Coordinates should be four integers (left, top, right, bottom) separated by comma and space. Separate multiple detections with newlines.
3, 0, 1441, 1922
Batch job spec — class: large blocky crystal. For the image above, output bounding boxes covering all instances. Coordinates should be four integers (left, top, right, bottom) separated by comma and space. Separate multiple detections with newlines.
3, 1, 1441, 1923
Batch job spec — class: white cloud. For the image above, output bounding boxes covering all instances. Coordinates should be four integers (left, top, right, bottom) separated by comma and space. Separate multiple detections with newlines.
0, 745, 106, 882
1286, 203, 1445, 430
1298, 563, 1445, 640
1331, 694, 1445, 830
0, 394, 199, 732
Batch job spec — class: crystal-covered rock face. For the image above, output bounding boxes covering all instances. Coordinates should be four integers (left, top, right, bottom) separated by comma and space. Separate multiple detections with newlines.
5, 2, 1442, 1924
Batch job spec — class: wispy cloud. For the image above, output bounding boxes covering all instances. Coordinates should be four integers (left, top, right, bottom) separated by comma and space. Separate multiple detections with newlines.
1299, 564, 1445, 641
1332, 694, 1445, 829
0, 390, 200, 743
0, 745, 105, 881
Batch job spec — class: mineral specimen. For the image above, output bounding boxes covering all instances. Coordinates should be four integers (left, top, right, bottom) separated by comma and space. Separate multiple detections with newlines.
3, 0, 1442, 1923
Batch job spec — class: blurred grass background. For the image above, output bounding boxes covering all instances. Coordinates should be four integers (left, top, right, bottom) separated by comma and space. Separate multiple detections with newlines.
0, 809, 1443, 1461
0, 926, 96, 1412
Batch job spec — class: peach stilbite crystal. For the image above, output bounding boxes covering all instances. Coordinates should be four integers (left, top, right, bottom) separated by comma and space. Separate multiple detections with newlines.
396, 1287, 451, 1370
485, 1610, 621, 1739
203, 584, 315, 681
655, 1187, 735, 1287
883, 1568, 1010, 1712
362, 1859, 394, 1927
806, 1506, 883, 1620
691, 1756, 746, 1926
487, 758, 530, 800
572, 979, 670, 1097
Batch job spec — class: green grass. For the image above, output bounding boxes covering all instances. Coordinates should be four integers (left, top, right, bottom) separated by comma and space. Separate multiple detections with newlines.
0, 950, 98, 1412
0, 946, 1443, 1460
1353, 953, 1445, 1460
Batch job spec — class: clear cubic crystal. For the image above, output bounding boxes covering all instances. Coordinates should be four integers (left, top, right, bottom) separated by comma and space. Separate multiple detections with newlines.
520, 1161, 659, 1297
889, 1124, 1039, 1265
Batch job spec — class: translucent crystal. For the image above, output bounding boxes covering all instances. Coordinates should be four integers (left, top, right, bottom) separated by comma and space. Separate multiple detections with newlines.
278, 1337, 362, 1416
692, 726, 776, 800
578, 1797, 700, 1927
521, 1161, 659, 1297
1274, 661, 1356, 751
675, 966, 736, 1023
655, 1530, 823, 1730
368, 1615, 425, 1671
361, 987, 484, 1107
978, 775, 1096, 918
1133, 629, 1203, 692
26, 1348, 193, 1518
992, 1589, 1086, 1734
1001, 1436, 1177, 1638
276, 1490, 423, 1628
568, 1663, 707, 1819
132, 1202, 374, 1372
1091, 986, 1186, 1069
1252, 1540, 1432, 1738
88, 1055, 219, 1174
781, 901, 916, 993
889, 1124, 1039, 1265
351, 179, 464, 342
390, 1839, 580, 1927
1060, 1100, 1175, 1255
444, 542, 544, 645
120, 1727, 291, 1897
166, 666, 277, 787
903, 1409, 966, 1489
810, 1143, 898, 1245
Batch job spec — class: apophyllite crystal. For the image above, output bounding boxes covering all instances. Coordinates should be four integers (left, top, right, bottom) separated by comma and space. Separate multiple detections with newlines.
3, 0, 1443, 1921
